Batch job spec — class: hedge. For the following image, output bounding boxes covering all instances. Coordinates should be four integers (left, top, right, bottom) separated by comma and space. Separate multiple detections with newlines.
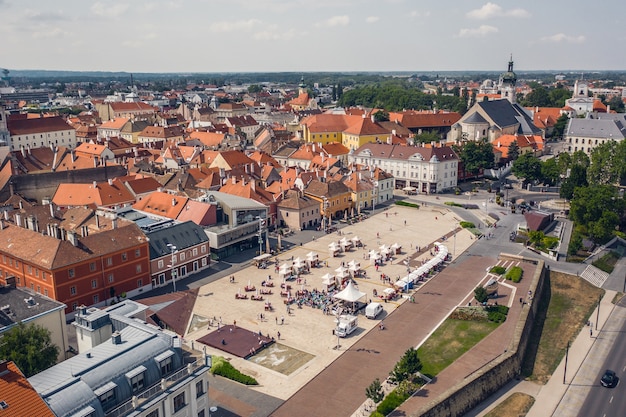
490, 266, 506, 275
211, 356, 258, 385
505, 266, 523, 283
395, 201, 420, 208
376, 390, 410, 415
460, 221, 475, 228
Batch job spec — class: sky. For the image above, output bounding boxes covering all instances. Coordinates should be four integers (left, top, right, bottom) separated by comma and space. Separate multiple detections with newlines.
0, 0, 625, 73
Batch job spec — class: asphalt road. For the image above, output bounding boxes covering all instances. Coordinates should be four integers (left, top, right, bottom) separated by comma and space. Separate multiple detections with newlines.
576, 299, 626, 417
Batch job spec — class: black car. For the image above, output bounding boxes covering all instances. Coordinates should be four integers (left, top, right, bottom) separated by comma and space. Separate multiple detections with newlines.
601, 369, 618, 388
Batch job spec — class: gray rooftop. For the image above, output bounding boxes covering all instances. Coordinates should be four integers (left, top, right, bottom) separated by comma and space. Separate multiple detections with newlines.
0, 286, 66, 332
202, 190, 267, 211
145, 220, 209, 259
28, 301, 182, 417
566, 118, 626, 139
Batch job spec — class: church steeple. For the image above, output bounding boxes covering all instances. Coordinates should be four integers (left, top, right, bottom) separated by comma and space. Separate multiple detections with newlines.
298, 75, 306, 96
500, 54, 517, 104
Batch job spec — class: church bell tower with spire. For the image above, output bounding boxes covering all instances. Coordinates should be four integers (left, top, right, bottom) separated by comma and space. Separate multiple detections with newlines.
499, 55, 517, 104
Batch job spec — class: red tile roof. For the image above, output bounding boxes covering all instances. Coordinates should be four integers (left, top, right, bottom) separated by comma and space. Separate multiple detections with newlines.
7, 116, 74, 135
0, 361, 55, 417
387, 110, 461, 129
53, 179, 136, 207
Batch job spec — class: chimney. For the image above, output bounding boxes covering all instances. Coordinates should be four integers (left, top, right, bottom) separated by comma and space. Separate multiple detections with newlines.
172, 198, 177, 206
0, 360, 8, 374
371, 115, 375, 123
108, 178, 113, 186
71, 151, 75, 163
94, 157, 98, 168
14, 213, 22, 228
232, 176, 236, 185
81, 225, 89, 237
607, 105, 611, 113
18, 200, 23, 210
112, 217, 118, 230
92, 181, 97, 189
49, 202, 55, 218
111, 332, 122, 345
0, 219, 3, 230
95, 213, 100, 229
26, 215, 36, 231
251, 180, 256, 192
392, 129, 397, 136
20, 146, 25, 158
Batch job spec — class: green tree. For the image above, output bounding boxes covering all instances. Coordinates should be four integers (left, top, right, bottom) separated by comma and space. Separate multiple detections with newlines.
0, 323, 59, 377
390, 348, 422, 383
365, 378, 385, 403
552, 114, 570, 138
455, 139, 494, 176
569, 185, 624, 243
512, 153, 542, 184
540, 157, 560, 185
373, 110, 389, 122
414, 130, 440, 144
474, 286, 488, 303
507, 140, 520, 161
587, 141, 626, 185
607, 95, 625, 112
247, 84, 262, 94
523, 86, 551, 107
560, 164, 588, 200
548, 86, 572, 108
528, 230, 545, 246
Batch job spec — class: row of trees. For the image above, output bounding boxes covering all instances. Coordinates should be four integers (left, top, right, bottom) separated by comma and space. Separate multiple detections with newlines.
338, 82, 468, 113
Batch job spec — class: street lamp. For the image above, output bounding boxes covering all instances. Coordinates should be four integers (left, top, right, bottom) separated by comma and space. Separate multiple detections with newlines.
323, 197, 329, 233
167, 244, 177, 292
256, 216, 266, 255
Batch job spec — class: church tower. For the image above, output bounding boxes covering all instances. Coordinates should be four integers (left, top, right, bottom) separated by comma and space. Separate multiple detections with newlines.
499, 55, 517, 104
298, 75, 306, 96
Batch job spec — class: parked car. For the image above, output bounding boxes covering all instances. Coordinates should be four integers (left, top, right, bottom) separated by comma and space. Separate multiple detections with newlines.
601, 369, 618, 388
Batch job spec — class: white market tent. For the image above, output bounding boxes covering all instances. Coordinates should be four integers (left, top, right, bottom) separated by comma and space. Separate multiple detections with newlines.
351, 236, 361, 245
321, 273, 336, 287
329, 242, 340, 255
335, 266, 350, 279
333, 281, 366, 303
306, 251, 318, 261
339, 237, 353, 250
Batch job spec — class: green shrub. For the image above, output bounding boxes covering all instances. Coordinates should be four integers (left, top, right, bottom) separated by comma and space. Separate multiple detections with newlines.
474, 286, 489, 303
395, 201, 420, 208
505, 266, 523, 283
490, 266, 506, 275
460, 221, 475, 228
211, 356, 258, 385
376, 390, 410, 415
444, 201, 463, 207
487, 311, 507, 323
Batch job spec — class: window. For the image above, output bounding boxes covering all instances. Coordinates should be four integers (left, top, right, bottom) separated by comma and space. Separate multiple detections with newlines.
130, 373, 144, 393
180, 252, 185, 261
37, 285, 41, 293
27, 265, 32, 274
137, 279, 143, 288
146, 410, 159, 417
72, 302, 78, 310
192, 248, 198, 256
136, 264, 142, 273
90, 262, 96, 272
108, 274, 114, 283
68, 268, 75, 278
201, 245, 207, 253
198, 411, 205, 417
121, 252, 127, 261
202, 258, 207, 267
196, 380, 205, 398
106, 257, 113, 266
91, 279, 97, 289
93, 295, 99, 303
160, 357, 173, 376
173, 393, 186, 412
135, 249, 141, 258
70, 286, 77, 295
44, 289, 48, 296
158, 259, 164, 269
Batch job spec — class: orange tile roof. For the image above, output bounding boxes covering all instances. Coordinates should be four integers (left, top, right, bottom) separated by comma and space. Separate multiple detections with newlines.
74, 142, 109, 156
99, 117, 130, 130
53, 179, 136, 207
213, 150, 256, 169
133, 191, 188, 219
219, 178, 274, 204
387, 110, 461, 128
188, 131, 225, 147
0, 361, 55, 417
343, 117, 388, 136
109, 102, 155, 112
248, 150, 281, 168
321, 142, 350, 156
288, 92, 310, 106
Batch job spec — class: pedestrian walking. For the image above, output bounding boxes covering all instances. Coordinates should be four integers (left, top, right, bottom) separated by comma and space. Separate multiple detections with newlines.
590, 328, 593, 337
277, 331, 281, 340
275, 317, 278, 324
281, 315, 285, 325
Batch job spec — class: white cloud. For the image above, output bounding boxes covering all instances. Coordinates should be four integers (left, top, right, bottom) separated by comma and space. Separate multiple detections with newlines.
210, 19, 262, 32
458, 25, 499, 38
409, 10, 430, 19
541, 33, 586, 43
253, 26, 298, 41
315, 15, 349, 28
91, 2, 129, 18
467, 2, 530, 19
32, 27, 70, 39
366, 16, 379, 23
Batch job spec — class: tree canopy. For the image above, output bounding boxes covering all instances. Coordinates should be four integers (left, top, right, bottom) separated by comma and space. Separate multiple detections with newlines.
0, 323, 59, 377
389, 347, 422, 383
587, 140, 626, 186
511, 153, 542, 184
569, 185, 624, 243
454, 139, 494, 175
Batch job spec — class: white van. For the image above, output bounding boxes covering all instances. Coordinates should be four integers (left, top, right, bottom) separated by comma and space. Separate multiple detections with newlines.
365, 302, 383, 319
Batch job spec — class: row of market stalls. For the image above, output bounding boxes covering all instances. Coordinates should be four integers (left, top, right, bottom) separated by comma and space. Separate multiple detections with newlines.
278, 252, 321, 278
394, 242, 450, 291
320, 259, 364, 290
328, 236, 362, 256
368, 243, 402, 265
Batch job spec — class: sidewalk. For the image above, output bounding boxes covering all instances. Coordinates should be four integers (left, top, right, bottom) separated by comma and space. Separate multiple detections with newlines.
471, 289, 617, 417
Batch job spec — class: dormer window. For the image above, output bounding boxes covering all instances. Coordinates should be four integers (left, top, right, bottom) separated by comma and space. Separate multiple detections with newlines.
126, 365, 146, 393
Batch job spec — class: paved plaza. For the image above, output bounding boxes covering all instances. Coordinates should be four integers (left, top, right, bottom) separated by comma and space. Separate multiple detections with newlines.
186, 203, 475, 404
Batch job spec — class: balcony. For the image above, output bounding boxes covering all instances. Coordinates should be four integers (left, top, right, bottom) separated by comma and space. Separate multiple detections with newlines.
106, 358, 208, 417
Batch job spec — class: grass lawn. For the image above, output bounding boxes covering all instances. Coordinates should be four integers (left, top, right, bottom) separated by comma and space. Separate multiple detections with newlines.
522, 271, 604, 384
484, 392, 535, 417
592, 251, 620, 274
417, 319, 500, 378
